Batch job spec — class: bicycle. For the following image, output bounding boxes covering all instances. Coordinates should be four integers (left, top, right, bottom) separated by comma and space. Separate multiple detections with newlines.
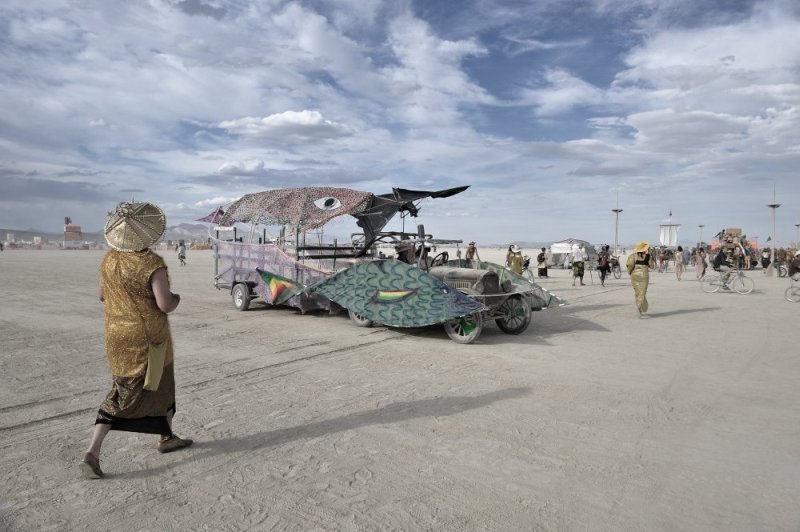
520, 255, 535, 281
609, 256, 622, 279
700, 269, 754, 294
786, 274, 800, 302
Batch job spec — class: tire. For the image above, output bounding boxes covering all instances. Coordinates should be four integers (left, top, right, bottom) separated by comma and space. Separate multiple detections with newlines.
444, 313, 483, 344
348, 310, 374, 327
701, 273, 722, 293
232, 283, 251, 311
612, 265, 621, 279
785, 286, 800, 303
495, 295, 532, 335
778, 265, 788, 278
731, 276, 754, 295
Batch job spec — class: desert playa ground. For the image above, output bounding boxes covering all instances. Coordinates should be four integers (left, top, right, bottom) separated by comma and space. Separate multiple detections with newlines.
1, 249, 798, 530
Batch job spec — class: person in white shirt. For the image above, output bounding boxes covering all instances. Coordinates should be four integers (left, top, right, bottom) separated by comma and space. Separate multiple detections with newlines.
572, 243, 589, 286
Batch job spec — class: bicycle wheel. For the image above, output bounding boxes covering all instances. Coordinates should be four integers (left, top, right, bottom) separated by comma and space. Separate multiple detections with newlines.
786, 286, 800, 303
730, 275, 754, 295
612, 265, 621, 279
701, 273, 722, 293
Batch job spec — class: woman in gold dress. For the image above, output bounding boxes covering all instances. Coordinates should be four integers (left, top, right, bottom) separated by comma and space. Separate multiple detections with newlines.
507, 244, 524, 275
80, 202, 192, 479
626, 241, 654, 317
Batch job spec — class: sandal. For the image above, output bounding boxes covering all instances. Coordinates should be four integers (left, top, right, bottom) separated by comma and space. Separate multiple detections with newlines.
79, 452, 104, 479
158, 435, 194, 454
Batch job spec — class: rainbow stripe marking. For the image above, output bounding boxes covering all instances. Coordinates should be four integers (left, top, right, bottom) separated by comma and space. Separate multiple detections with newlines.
257, 269, 304, 305
370, 289, 418, 304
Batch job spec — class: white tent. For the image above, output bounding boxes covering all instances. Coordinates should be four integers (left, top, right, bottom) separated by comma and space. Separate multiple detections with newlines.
549, 238, 596, 266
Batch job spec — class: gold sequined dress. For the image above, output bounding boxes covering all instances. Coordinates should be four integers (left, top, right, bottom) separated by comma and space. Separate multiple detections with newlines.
96, 250, 176, 434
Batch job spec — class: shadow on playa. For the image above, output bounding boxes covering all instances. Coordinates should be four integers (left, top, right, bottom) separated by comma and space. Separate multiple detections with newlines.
124, 387, 530, 478
644, 307, 721, 318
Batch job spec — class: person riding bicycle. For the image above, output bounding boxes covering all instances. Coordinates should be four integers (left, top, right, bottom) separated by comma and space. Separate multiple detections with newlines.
713, 248, 734, 286
789, 250, 800, 279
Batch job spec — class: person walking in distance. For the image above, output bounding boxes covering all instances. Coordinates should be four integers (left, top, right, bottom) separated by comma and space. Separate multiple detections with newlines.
627, 241, 654, 317
572, 243, 588, 286
177, 240, 187, 266
695, 247, 707, 279
674, 245, 685, 280
536, 247, 548, 278
80, 202, 192, 480
597, 245, 611, 287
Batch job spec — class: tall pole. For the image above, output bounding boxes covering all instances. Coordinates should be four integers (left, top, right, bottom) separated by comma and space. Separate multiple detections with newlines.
698, 224, 704, 247
795, 223, 800, 248
611, 191, 623, 256
767, 185, 780, 277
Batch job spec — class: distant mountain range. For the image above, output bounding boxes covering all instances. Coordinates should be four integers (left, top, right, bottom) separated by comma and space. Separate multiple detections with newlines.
1, 223, 211, 244
1, 225, 703, 248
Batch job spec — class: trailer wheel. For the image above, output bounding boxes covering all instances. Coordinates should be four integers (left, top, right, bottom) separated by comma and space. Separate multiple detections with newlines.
232, 283, 251, 311
348, 310, 374, 327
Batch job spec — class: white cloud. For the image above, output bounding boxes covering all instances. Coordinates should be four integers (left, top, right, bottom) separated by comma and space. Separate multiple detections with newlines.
382, 14, 493, 127
217, 160, 269, 176
193, 196, 238, 208
626, 108, 749, 152
518, 69, 606, 116
218, 110, 354, 142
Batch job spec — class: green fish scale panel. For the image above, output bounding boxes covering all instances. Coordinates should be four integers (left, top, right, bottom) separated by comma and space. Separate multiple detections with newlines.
312, 260, 485, 327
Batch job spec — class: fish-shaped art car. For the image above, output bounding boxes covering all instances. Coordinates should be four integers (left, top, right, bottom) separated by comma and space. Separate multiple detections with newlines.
203, 186, 565, 343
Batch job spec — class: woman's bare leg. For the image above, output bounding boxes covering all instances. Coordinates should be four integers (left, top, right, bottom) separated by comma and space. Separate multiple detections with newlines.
86, 423, 111, 457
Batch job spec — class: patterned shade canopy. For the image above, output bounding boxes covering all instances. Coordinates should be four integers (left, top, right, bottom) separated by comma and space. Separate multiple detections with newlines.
196, 206, 225, 223
218, 187, 373, 231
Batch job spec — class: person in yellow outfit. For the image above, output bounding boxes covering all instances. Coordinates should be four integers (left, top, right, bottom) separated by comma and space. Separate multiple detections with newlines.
80, 201, 192, 480
507, 244, 524, 275
627, 241, 654, 317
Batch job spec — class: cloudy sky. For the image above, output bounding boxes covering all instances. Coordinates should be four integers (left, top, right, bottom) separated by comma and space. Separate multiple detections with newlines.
1, 0, 799, 246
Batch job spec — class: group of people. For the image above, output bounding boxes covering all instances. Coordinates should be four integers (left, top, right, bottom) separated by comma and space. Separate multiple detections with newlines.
504, 244, 550, 278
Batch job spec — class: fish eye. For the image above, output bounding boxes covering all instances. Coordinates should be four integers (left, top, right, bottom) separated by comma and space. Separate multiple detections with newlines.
313, 197, 342, 211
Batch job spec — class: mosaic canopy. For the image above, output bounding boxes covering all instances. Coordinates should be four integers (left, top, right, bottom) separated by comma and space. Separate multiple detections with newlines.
218, 187, 373, 231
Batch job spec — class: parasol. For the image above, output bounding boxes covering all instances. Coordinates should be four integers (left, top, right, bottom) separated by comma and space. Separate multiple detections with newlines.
196, 206, 225, 223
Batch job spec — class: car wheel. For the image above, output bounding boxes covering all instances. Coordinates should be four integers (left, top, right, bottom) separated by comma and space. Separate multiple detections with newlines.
495, 295, 532, 335
444, 313, 483, 344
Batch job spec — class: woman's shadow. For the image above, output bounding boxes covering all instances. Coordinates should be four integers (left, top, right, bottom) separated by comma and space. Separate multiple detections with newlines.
125, 387, 531, 478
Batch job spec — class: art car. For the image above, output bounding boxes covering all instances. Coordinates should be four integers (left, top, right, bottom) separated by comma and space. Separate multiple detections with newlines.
202, 186, 565, 343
